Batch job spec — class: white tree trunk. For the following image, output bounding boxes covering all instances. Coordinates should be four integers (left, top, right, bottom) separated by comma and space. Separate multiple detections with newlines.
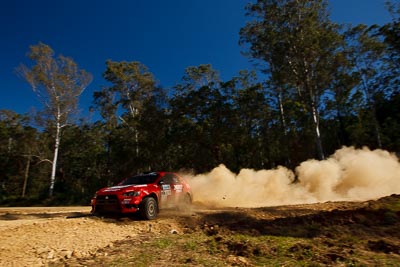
277, 91, 292, 166
278, 92, 288, 135
311, 104, 325, 160
22, 154, 31, 198
128, 102, 140, 157
49, 116, 61, 197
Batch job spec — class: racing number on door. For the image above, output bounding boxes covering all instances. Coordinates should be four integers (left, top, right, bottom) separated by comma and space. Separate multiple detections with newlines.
161, 183, 171, 202
160, 174, 182, 203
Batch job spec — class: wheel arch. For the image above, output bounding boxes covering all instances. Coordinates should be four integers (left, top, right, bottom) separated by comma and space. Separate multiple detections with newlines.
143, 192, 159, 206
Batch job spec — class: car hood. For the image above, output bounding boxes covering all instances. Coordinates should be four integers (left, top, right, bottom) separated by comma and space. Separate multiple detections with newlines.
98, 184, 151, 194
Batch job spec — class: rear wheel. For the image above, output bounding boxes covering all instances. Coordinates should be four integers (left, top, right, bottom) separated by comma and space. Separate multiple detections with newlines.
140, 197, 158, 220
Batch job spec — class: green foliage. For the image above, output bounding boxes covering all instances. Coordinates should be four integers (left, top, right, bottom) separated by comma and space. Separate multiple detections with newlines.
2, 1, 400, 205
0, 110, 51, 201
15, 42, 93, 197
240, 0, 345, 160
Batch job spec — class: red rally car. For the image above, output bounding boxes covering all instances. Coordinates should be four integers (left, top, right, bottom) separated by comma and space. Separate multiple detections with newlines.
91, 172, 192, 220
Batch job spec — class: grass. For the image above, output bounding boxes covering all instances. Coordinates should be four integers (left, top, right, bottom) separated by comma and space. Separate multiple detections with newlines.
85, 233, 329, 266
54, 195, 400, 266
60, 229, 400, 267
153, 237, 173, 249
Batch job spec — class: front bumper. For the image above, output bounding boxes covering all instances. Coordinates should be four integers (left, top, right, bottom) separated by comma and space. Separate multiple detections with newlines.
91, 194, 140, 213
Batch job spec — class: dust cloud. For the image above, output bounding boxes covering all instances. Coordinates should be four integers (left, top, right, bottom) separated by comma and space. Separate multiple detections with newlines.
186, 147, 400, 207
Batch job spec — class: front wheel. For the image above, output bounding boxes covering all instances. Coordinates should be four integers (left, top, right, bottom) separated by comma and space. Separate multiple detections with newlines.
140, 197, 158, 220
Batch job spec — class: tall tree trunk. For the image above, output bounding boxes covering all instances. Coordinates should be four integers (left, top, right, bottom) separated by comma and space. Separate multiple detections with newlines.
311, 103, 325, 160
370, 104, 382, 148
373, 118, 382, 148
17, 43, 91, 198
22, 154, 31, 198
277, 90, 292, 166
278, 92, 288, 136
128, 101, 140, 157
361, 78, 382, 148
307, 80, 325, 160
49, 118, 61, 197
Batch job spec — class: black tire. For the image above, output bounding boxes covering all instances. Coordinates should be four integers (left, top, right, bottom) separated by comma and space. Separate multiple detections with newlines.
140, 197, 158, 220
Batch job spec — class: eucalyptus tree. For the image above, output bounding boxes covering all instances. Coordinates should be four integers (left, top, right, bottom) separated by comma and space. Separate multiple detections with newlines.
93, 86, 119, 131
317, 35, 360, 150
174, 64, 221, 96
92, 87, 119, 177
378, 1, 400, 150
169, 64, 228, 171
101, 60, 157, 158
240, 0, 343, 160
102, 60, 156, 118
344, 25, 389, 148
17, 43, 92, 196
384, 0, 400, 53
0, 110, 40, 199
58, 122, 108, 201
381, 1, 400, 90
231, 70, 273, 169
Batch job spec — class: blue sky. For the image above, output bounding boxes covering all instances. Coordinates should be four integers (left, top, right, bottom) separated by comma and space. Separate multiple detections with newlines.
0, 0, 392, 119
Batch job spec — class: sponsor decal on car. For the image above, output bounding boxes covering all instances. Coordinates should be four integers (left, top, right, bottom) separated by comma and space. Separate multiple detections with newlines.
161, 184, 171, 190
174, 184, 183, 193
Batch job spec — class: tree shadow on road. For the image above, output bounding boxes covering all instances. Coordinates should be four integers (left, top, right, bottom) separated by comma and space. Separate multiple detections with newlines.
0, 211, 92, 220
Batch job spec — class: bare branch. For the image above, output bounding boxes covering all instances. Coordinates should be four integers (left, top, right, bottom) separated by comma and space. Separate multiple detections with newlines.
22, 154, 53, 165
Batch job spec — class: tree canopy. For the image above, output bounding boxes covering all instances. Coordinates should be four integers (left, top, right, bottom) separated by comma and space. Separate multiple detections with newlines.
1, 1, 399, 205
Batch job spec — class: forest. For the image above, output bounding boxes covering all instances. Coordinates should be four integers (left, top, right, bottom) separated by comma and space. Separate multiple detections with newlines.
1, 0, 399, 205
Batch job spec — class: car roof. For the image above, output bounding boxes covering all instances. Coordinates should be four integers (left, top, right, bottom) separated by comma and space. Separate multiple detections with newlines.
140, 171, 174, 176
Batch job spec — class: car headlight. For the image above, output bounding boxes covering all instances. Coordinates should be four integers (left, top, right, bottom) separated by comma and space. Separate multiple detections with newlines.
122, 191, 140, 197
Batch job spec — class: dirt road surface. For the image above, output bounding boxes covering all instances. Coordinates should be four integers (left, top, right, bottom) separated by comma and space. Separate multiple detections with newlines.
0, 197, 399, 266
0, 206, 189, 266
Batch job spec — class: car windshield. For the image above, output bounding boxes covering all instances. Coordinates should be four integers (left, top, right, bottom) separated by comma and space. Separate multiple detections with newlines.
119, 173, 159, 185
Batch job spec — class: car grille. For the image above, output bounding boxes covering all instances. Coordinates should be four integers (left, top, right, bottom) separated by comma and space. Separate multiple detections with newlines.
96, 194, 118, 204
95, 195, 120, 212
